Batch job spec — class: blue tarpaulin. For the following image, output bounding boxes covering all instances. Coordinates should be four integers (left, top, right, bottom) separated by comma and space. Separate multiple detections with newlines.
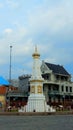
0, 76, 9, 86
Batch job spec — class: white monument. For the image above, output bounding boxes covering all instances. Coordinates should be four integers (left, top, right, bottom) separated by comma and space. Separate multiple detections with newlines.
19, 47, 56, 112
25, 47, 55, 112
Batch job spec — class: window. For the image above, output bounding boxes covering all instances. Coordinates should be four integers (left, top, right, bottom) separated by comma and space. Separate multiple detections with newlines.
48, 86, 51, 91
43, 74, 50, 80
70, 87, 72, 92
66, 86, 68, 92
61, 85, 64, 92
56, 75, 59, 80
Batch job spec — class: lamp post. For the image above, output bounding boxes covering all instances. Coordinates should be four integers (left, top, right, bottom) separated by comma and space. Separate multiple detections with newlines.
9, 45, 12, 84
8, 45, 12, 107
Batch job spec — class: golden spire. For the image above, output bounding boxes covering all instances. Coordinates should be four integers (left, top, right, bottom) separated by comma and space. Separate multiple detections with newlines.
32, 45, 40, 58
35, 45, 37, 53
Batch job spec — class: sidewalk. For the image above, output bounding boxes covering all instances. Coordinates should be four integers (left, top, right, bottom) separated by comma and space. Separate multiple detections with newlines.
0, 110, 73, 116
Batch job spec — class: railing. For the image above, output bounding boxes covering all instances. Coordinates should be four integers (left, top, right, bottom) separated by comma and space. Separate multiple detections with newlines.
44, 79, 70, 84
44, 79, 61, 84
7, 91, 28, 97
48, 90, 60, 95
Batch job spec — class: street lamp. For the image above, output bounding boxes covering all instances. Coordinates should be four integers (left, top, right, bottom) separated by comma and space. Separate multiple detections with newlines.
9, 45, 12, 84
8, 45, 12, 107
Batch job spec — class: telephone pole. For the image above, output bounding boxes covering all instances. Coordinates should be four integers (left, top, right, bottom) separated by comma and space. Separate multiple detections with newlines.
9, 45, 12, 84
8, 45, 12, 107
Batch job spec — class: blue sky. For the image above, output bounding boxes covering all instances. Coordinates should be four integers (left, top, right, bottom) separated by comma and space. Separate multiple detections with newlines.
0, 0, 73, 80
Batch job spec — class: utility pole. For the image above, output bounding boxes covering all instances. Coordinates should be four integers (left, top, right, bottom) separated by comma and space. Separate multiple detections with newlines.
9, 45, 12, 84
8, 45, 12, 108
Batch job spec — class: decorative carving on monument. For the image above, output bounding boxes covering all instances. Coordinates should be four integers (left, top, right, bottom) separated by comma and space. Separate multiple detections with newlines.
31, 86, 35, 93
38, 85, 42, 93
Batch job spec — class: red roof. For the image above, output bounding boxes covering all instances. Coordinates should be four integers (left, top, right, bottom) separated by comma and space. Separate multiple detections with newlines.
0, 86, 18, 95
0, 86, 7, 94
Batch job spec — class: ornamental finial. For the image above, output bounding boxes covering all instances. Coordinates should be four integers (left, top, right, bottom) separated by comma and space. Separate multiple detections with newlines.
32, 45, 40, 58
35, 45, 37, 53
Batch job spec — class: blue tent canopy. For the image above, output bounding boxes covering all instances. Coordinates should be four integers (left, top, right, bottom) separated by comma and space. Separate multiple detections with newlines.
0, 76, 9, 86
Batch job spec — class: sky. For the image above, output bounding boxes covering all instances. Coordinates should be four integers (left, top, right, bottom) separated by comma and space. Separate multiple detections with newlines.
0, 0, 73, 80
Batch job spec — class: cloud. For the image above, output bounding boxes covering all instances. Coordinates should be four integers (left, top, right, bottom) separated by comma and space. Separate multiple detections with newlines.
4, 28, 13, 34
27, 0, 73, 35
0, 0, 73, 78
0, 24, 34, 78
23, 0, 73, 67
13, 39, 34, 57
0, 3, 4, 8
0, 25, 34, 65
2, 26, 28, 44
6, 0, 19, 8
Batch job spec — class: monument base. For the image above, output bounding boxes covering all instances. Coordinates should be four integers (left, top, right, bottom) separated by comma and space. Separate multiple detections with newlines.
18, 94, 55, 112
18, 94, 56, 113
26, 94, 46, 112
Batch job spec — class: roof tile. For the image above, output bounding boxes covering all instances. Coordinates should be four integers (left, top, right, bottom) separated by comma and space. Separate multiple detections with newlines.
0, 86, 6, 94
45, 62, 70, 76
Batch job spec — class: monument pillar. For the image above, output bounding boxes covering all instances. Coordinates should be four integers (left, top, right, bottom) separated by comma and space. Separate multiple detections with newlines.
26, 47, 46, 112
18, 47, 56, 113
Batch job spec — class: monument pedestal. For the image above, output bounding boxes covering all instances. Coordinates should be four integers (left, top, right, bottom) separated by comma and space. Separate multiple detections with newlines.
26, 94, 46, 112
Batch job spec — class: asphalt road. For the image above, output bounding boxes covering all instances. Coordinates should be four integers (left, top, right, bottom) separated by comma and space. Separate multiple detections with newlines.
0, 115, 73, 130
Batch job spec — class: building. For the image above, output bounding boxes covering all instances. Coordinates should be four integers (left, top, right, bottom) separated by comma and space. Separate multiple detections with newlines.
41, 61, 73, 108
19, 74, 31, 92
0, 76, 28, 110
0, 76, 9, 86
11, 79, 19, 88
7, 88, 27, 108
18, 61, 73, 108
0, 86, 7, 109
0, 76, 9, 109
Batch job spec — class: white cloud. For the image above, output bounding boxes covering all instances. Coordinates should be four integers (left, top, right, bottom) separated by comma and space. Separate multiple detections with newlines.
2, 26, 28, 44
0, 3, 4, 8
13, 39, 34, 57
0, 25, 33, 66
27, 0, 73, 34
0, 0, 73, 78
7, 0, 19, 8
4, 28, 13, 34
